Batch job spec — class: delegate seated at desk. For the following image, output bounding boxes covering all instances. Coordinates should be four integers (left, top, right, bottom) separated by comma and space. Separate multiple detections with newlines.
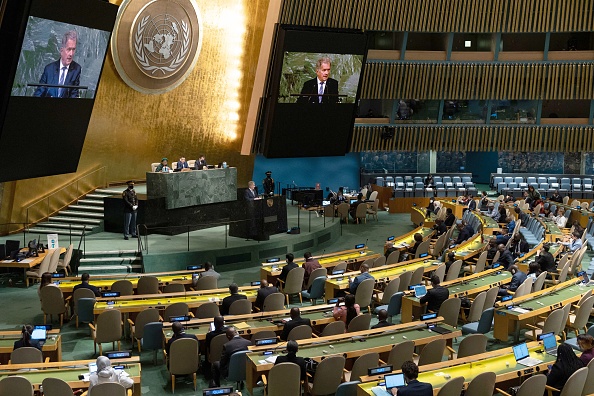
495, 244, 514, 270
453, 222, 474, 245
280, 307, 312, 341
498, 265, 527, 296
14, 325, 42, 351
535, 243, 556, 273
349, 193, 365, 220
419, 275, 449, 313
166, 322, 198, 357
349, 263, 374, 294
390, 361, 433, 396
73, 273, 101, 297
274, 340, 306, 380
89, 356, 134, 392
220, 283, 247, 316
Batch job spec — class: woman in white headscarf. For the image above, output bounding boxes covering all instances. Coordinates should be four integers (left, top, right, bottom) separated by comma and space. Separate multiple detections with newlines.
88, 356, 134, 392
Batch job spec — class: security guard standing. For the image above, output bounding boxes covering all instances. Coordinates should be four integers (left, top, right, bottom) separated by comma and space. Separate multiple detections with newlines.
263, 171, 274, 196
123, 181, 138, 240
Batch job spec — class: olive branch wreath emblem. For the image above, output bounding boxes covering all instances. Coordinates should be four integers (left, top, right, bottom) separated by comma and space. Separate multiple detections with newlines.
134, 15, 190, 75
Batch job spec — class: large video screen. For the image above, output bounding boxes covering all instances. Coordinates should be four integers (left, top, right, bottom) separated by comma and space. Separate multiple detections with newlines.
0, 0, 117, 182
261, 27, 368, 158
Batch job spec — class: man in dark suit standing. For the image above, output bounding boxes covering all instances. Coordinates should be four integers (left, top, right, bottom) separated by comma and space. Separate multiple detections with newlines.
280, 307, 312, 341
297, 57, 339, 104
220, 283, 247, 315
389, 361, 433, 396
34, 30, 81, 98
244, 181, 259, 201
210, 326, 251, 387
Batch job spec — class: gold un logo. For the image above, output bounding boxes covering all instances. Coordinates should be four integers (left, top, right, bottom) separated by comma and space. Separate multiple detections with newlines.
111, 0, 202, 94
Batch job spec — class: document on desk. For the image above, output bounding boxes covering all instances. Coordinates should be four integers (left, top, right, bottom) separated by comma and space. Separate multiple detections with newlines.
20, 258, 34, 263
371, 386, 392, 396
234, 321, 250, 330
512, 307, 530, 314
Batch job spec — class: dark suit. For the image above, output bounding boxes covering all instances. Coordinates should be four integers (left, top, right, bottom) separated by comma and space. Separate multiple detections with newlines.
279, 262, 298, 284
536, 251, 555, 273
194, 159, 207, 170
398, 379, 433, 396
371, 320, 391, 329
455, 225, 474, 244
275, 352, 306, 380
220, 293, 247, 316
468, 200, 477, 211
511, 240, 530, 258
444, 214, 456, 227
255, 285, 278, 310
211, 335, 251, 386
165, 332, 198, 355
420, 285, 449, 313
33, 60, 81, 98
244, 187, 258, 201
280, 316, 312, 341
176, 161, 189, 170
73, 281, 101, 297
497, 250, 515, 270
297, 78, 339, 104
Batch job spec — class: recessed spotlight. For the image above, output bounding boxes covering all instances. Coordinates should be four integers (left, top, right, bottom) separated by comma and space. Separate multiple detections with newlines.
464, 40, 472, 48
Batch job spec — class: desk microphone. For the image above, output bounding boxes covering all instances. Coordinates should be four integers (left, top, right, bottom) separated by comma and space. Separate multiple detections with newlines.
365, 239, 369, 249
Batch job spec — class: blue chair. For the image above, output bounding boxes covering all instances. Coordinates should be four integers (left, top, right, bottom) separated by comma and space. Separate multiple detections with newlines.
461, 308, 494, 335
227, 350, 249, 390
374, 292, 403, 323
565, 325, 594, 351
301, 276, 326, 305
77, 298, 96, 330
142, 321, 164, 365
335, 380, 360, 396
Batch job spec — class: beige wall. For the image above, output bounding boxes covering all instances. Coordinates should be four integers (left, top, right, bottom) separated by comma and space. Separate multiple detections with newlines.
1, 0, 270, 229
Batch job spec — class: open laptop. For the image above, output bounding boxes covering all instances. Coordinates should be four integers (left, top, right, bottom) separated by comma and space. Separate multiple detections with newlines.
542, 333, 558, 356
513, 342, 542, 367
414, 285, 427, 298
384, 373, 406, 391
31, 326, 47, 341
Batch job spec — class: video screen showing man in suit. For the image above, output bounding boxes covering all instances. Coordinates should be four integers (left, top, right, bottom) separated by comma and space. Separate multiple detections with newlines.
297, 57, 339, 104
33, 30, 81, 98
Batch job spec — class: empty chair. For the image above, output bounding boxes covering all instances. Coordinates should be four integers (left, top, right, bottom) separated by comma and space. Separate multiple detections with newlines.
262, 292, 286, 311
462, 251, 487, 275
483, 287, 498, 310
345, 352, 379, 382
47, 248, 61, 274
355, 203, 367, 224
337, 203, 350, 223
41, 377, 74, 396
333, 261, 347, 273
110, 280, 134, 296
438, 298, 462, 328
263, 362, 301, 396
10, 347, 43, 364
137, 276, 160, 295
76, 298, 96, 330
128, 307, 160, 352
208, 333, 228, 364
463, 291, 486, 323
163, 302, 190, 320
374, 278, 401, 305
465, 371, 496, 396
409, 266, 425, 286
90, 309, 122, 355
319, 321, 345, 337
335, 381, 361, 396
0, 376, 33, 396
366, 199, 379, 221
57, 244, 74, 275
195, 302, 220, 319
228, 299, 252, 315
386, 250, 400, 264
304, 355, 345, 396
281, 267, 305, 305
142, 322, 165, 365
448, 334, 487, 359
193, 276, 218, 291
582, 359, 594, 396
26, 249, 55, 286
163, 283, 185, 293
436, 376, 465, 396
398, 271, 413, 292
347, 313, 372, 332
532, 271, 547, 293
287, 324, 312, 341
301, 277, 325, 305
566, 295, 594, 337
73, 288, 96, 328
462, 308, 494, 335
524, 307, 566, 341
445, 260, 462, 281
168, 337, 199, 393
387, 340, 415, 369
417, 338, 446, 366
306, 267, 327, 289
227, 350, 249, 390
372, 255, 386, 268
496, 374, 546, 396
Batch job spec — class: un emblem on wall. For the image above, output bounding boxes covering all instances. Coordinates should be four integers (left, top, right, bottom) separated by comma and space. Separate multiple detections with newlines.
111, 0, 202, 94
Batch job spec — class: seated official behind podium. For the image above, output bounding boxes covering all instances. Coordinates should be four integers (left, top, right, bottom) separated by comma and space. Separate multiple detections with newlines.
155, 158, 170, 172
389, 361, 433, 396
244, 181, 259, 200
176, 157, 190, 171
194, 154, 207, 170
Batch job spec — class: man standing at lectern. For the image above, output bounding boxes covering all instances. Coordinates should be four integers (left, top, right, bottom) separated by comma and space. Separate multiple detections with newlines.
244, 181, 259, 200
297, 57, 339, 104
34, 30, 81, 98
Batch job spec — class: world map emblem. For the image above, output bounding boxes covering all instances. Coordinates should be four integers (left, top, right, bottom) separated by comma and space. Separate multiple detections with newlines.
111, 0, 202, 94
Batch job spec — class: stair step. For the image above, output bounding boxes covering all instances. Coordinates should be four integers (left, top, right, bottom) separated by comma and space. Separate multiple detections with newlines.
85, 194, 111, 200
94, 189, 123, 195
58, 211, 104, 219
34, 222, 97, 230
27, 227, 86, 237
78, 264, 143, 273
48, 216, 102, 225
68, 204, 104, 212
80, 257, 141, 263
77, 199, 105, 206
84, 250, 139, 256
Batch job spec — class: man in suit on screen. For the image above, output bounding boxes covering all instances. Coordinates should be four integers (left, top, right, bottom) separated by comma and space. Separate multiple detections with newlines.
297, 57, 339, 104
34, 30, 81, 98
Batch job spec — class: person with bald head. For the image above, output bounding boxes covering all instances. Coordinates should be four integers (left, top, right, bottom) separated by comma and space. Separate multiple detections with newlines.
280, 307, 312, 341
210, 326, 251, 387
495, 243, 514, 270
349, 263, 374, 294
166, 321, 198, 356
498, 264, 527, 296
255, 279, 278, 310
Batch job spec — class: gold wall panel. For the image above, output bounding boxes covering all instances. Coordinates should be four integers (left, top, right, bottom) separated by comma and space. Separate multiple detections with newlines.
280, 0, 593, 32
2, 0, 270, 227
360, 62, 594, 100
351, 125, 594, 153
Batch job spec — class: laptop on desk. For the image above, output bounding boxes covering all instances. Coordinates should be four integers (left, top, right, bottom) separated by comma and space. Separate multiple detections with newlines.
542, 333, 558, 356
31, 326, 47, 342
385, 373, 406, 391
513, 342, 543, 367
414, 285, 427, 298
